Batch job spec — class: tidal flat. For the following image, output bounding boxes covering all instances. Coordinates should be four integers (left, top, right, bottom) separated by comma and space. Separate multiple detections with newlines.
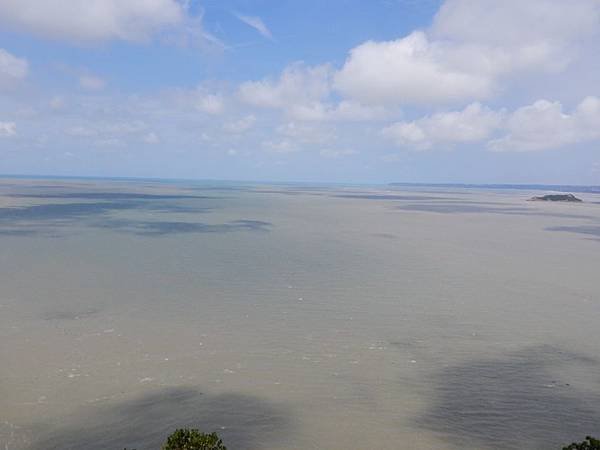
1, 178, 599, 450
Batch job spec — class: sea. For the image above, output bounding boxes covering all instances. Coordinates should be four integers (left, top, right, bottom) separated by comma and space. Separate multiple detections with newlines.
1, 177, 599, 450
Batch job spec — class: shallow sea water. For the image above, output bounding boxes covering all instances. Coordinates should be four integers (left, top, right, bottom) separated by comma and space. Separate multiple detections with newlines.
0, 178, 599, 450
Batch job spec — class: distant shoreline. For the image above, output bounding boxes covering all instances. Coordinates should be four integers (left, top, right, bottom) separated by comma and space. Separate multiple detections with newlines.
1, 174, 599, 194
388, 182, 600, 194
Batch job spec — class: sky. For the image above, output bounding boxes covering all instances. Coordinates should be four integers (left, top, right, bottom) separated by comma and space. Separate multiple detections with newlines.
1, 0, 600, 184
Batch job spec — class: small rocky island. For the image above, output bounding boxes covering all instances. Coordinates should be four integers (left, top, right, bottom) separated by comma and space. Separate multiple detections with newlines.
528, 193, 582, 202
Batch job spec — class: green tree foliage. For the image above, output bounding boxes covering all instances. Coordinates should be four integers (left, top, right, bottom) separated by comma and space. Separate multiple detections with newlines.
563, 436, 600, 450
162, 429, 227, 450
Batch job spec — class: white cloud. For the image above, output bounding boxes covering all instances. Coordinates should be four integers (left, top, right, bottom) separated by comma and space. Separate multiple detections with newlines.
287, 99, 391, 122
143, 131, 160, 144
235, 14, 272, 39
0, 48, 28, 87
489, 96, 600, 152
65, 119, 149, 148
431, 0, 600, 49
334, 0, 600, 106
259, 121, 339, 155
223, 115, 256, 133
0, 121, 16, 137
239, 63, 389, 122
335, 32, 492, 106
261, 121, 336, 154
382, 96, 600, 152
194, 93, 224, 115
239, 63, 331, 111
79, 74, 106, 90
383, 102, 503, 149
166, 84, 227, 115
0, 0, 202, 43
329, 100, 389, 122
277, 122, 334, 145
262, 139, 297, 154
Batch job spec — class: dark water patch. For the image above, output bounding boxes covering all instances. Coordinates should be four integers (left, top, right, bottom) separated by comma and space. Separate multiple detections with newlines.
0, 199, 214, 237
134, 203, 212, 214
0, 228, 42, 236
334, 194, 450, 201
416, 346, 600, 450
95, 219, 271, 236
232, 219, 272, 228
42, 308, 101, 321
397, 203, 592, 219
8, 192, 213, 200
335, 194, 536, 208
27, 387, 292, 450
188, 186, 252, 192
398, 203, 534, 214
252, 188, 327, 196
371, 233, 397, 239
24, 185, 72, 189
389, 339, 429, 350
0, 200, 262, 236
0, 202, 136, 223
547, 225, 600, 238
253, 189, 306, 196
429, 199, 523, 205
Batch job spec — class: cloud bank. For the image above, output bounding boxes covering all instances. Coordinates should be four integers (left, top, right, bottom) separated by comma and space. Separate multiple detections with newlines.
1, 0, 600, 183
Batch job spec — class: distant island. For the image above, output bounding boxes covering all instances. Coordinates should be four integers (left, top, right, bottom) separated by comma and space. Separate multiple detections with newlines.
528, 194, 582, 202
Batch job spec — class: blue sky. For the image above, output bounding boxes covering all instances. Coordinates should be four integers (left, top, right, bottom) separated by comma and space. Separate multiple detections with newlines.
1, 0, 599, 184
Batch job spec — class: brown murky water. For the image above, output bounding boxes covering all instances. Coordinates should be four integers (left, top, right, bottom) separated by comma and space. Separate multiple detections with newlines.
1, 178, 599, 449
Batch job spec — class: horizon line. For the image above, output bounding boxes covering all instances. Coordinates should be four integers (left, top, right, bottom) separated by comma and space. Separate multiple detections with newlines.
0, 173, 599, 192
